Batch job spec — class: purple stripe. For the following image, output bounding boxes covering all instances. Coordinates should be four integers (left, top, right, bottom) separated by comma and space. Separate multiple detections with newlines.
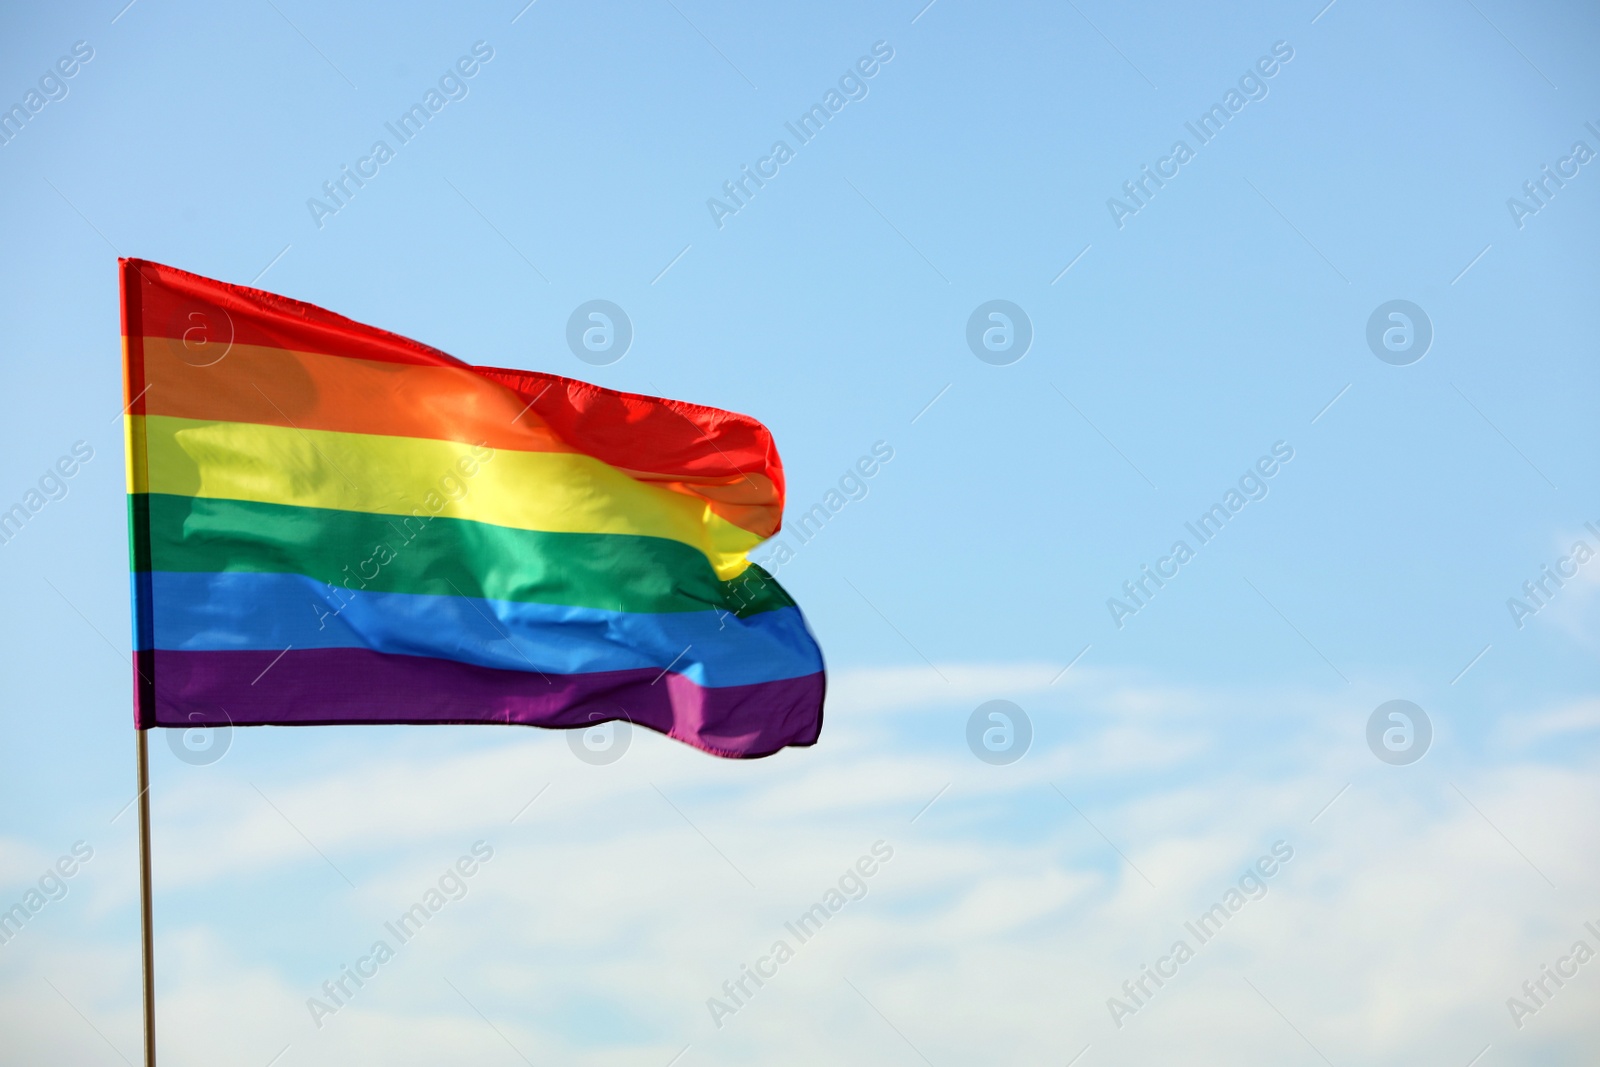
136, 648, 823, 759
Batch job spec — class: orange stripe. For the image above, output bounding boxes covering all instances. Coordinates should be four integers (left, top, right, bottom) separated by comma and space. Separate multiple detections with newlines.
135, 339, 778, 536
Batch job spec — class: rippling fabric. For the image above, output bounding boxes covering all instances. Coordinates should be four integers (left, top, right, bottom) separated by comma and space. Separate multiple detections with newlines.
122, 258, 823, 758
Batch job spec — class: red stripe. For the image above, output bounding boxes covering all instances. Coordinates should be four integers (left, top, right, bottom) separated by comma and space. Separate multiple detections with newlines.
125, 257, 459, 368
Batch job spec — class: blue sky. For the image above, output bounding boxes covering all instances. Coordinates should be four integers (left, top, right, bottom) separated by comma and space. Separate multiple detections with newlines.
1, 0, 1598, 1064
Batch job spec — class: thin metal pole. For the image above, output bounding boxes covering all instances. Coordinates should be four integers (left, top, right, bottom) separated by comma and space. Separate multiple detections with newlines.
136, 728, 156, 1066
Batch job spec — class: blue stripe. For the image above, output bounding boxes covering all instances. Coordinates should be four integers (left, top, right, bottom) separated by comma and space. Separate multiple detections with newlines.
141, 571, 822, 687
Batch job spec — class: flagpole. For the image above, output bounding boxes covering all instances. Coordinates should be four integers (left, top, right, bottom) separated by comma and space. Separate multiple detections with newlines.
136, 728, 157, 1066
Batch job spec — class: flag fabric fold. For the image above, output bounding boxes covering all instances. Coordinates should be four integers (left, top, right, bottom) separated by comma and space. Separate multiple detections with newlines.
121, 258, 824, 758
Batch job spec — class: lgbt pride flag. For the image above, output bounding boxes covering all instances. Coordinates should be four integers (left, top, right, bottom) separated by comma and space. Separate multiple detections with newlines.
121, 259, 824, 758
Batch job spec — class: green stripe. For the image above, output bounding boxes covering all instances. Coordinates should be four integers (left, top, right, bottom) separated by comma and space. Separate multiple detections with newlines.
133, 494, 794, 617
128, 494, 152, 572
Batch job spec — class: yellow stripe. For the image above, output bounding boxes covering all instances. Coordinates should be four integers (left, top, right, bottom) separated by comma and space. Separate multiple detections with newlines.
125, 418, 147, 499
132, 415, 760, 578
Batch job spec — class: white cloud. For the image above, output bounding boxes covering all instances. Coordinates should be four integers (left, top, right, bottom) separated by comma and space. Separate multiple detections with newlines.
0, 838, 52, 889
823, 660, 1080, 717
3, 663, 1598, 1065
1498, 697, 1600, 744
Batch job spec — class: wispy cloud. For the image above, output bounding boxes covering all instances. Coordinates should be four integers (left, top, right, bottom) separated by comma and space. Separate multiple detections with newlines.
3, 664, 1596, 1063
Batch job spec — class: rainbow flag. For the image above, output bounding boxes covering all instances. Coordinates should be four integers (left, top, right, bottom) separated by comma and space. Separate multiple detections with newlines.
121, 259, 824, 758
